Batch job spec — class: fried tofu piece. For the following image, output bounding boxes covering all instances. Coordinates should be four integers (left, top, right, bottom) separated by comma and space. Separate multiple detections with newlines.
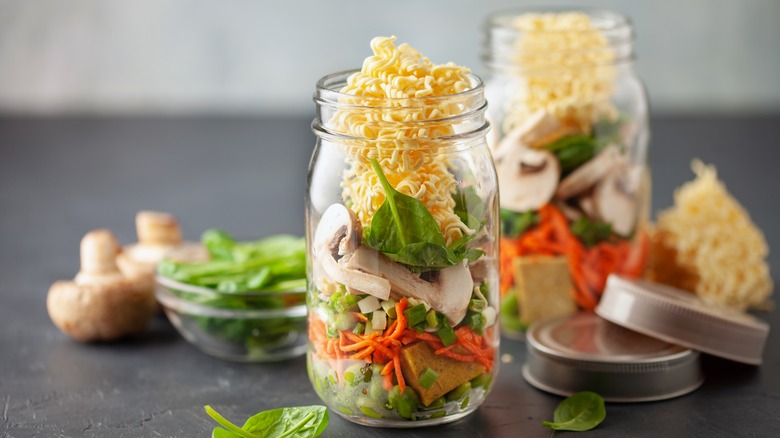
399, 341, 485, 406
514, 256, 577, 325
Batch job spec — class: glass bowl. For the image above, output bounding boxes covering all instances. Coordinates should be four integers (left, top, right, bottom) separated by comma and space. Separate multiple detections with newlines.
155, 275, 307, 362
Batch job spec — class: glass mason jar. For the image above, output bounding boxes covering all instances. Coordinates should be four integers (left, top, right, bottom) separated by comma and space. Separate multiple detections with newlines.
306, 70, 499, 427
482, 9, 650, 337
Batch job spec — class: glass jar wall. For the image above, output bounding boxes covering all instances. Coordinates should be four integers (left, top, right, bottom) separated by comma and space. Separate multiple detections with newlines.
482, 9, 650, 337
306, 70, 499, 426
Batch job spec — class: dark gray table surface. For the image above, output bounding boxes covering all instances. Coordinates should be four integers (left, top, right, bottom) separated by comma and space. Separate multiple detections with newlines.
1, 115, 778, 438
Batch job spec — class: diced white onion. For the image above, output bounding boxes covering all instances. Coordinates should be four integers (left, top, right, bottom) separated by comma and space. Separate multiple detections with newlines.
358, 295, 381, 314
483, 306, 497, 327
372, 310, 387, 330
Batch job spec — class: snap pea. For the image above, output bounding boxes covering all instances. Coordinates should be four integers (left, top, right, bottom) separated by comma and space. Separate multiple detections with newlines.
359, 406, 384, 419
446, 382, 471, 402
388, 386, 420, 420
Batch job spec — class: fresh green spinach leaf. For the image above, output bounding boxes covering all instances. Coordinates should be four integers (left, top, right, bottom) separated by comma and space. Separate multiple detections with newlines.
205, 405, 328, 438
542, 391, 606, 431
500, 209, 538, 239
363, 159, 481, 270
570, 217, 613, 247
543, 135, 607, 175
453, 186, 485, 229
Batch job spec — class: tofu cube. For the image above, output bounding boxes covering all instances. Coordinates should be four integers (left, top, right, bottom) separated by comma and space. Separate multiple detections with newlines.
513, 256, 577, 325
399, 341, 485, 406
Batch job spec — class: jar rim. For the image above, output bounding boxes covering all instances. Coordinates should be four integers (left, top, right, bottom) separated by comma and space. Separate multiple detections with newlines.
484, 7, 632, 35
482, 7, 635, 72
312, 69, 490, 148
314, 69, 486, 107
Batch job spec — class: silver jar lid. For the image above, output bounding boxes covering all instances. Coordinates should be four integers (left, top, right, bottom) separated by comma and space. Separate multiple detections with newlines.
522, 312, 703, 402
596, 275, 770, 365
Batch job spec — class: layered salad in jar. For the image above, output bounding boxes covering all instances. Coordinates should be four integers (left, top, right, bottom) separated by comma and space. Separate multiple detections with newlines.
307, 36, 498, 425
486, 12, 650, 332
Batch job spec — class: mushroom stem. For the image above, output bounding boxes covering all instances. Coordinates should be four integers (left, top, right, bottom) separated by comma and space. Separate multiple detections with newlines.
75, 229, 124, 285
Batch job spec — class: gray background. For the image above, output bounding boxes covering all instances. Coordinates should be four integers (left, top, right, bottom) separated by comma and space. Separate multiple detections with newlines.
1, 0, 779, 115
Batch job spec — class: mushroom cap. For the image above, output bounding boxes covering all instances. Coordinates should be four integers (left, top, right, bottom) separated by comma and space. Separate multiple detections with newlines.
436, 261, 475, 325
492, 109, 570, 161
47, 279, 157, 342
314, 204, 362, 259
136, 211, 182, 246
497, 146, 560, 213
313, 204, 390, 299
556, 145, 620, 199
593, 166, 641, 236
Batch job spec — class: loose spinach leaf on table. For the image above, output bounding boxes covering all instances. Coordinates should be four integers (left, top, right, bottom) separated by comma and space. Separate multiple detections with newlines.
542, 391, 606, 432
205, 405, 328, 438
363, 158, 482, 270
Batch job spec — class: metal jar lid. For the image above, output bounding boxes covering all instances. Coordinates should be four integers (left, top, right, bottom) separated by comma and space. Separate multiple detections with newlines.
522, 312, 703, 402
596, 275, 770, 365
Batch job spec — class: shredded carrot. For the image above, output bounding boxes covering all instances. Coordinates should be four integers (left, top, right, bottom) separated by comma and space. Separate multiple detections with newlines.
353, 312, 368, 322
393, 354, 405, 394
308, 295, 496, 394
499, 204, 649, 310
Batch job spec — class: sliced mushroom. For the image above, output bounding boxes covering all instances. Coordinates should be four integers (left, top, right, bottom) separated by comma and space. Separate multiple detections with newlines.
496, 145, 560, 212
345, 246, 474, 325
313, 204, 391, 300
556, 145, 620, 199
492, 110, 568, 161
593, 165, 641, 236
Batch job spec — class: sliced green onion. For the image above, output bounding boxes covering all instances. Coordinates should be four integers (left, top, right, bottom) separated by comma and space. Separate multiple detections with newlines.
426, 309, 439, 329
404, 304, 428, 327
469, 298, 486, 313
419, 367, 439, 389
470, 313, 486, 335
436, 323, 457, 346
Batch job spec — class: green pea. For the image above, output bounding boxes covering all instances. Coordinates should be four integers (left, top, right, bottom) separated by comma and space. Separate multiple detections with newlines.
446, 382, 471, 402
337, 406, 353, 416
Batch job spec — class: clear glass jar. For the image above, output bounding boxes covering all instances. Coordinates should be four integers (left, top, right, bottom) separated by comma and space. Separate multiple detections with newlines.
306, 71, 499, 427
482, 9, 650, 336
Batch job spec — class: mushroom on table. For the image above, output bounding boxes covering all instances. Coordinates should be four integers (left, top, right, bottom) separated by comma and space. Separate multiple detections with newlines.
47, 229, 157, 342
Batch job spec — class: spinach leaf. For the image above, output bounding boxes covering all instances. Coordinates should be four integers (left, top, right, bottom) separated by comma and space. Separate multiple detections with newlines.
205, 405, 328, 438
542, 391, 606, 431
570, 217, 613, 247
159, 231, 307, 352
363, 159, 481, 270
500, 208, 538, 239
453, 186, 485, 229
543, 135, 607, 175
365, 158, 446, 251
243, 406, 328, 438
205, 405, 258, 438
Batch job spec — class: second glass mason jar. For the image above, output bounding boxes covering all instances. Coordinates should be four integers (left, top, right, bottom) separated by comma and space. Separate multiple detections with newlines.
482, 9, 651, 336
306, 71, 499, 426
